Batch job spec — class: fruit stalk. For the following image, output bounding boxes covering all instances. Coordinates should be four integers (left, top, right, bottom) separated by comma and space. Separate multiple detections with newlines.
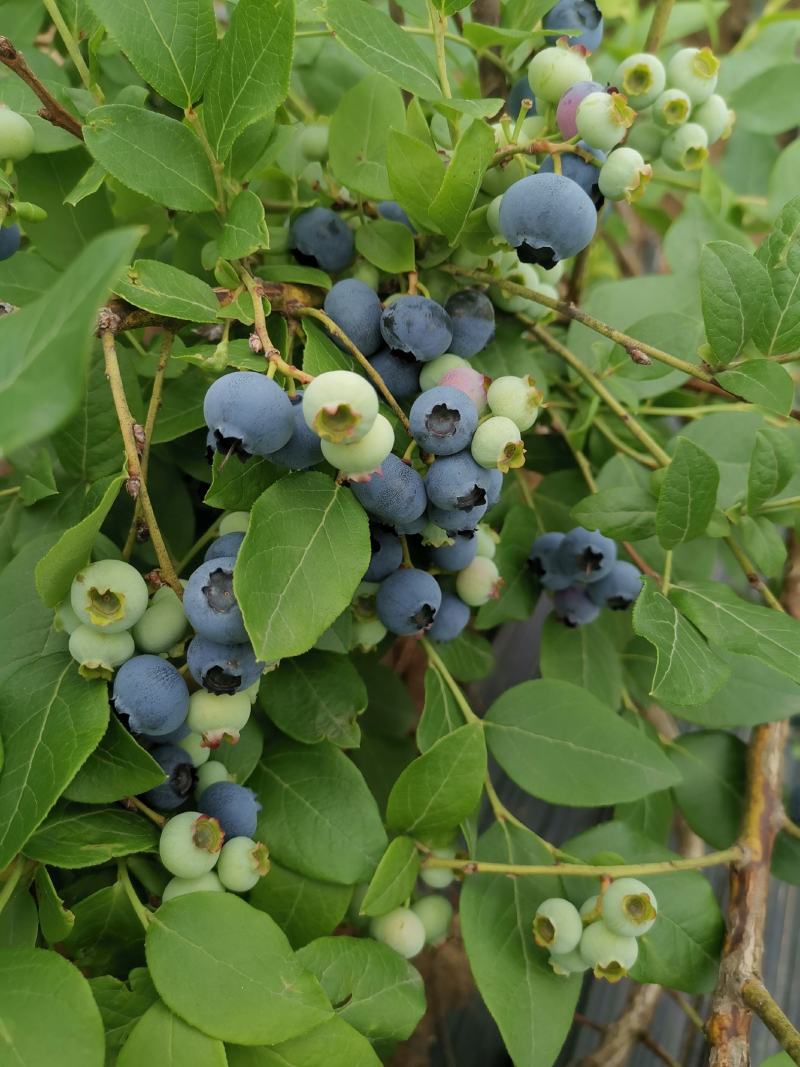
420, 846, 743, 878
644, 0, 677, 53
740, 979, 800, 1064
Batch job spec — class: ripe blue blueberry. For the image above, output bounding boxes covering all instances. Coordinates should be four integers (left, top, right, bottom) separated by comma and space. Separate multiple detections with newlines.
187, 634, 263, 694
506, 76, 536, 119
205, 532, 245, 562
368, 349, 421, 400
380, 296, 453, 362
112, 655, 190, 737
556, 80, 603, 139
268, 391, 325, 471
587, 560, 642, 609
141, 744, 196, 811
365, 525, 404, 582
533, 897, 583, 953
444, 290, 495, 358
553, 585, 601, 627
290, 206, 354, 272
529, 532, 573, 591
427, 501, 488, 534
70, 559, 149, 634
323, 278, 383, 356
184, 556, 247, 644
200, 781, 262, 839
499, 172, 597, 270
540, 142, 606, 209
543, 0, 603, 51
0, 223, 21, 261
377, 200, 415, 232
350, 454, 428, 527
429, 531, 478, 572
159, 811, 224, 879
217, 836, 270, 892
394, 513, 429, 536
410, 386, 479, 457
557, 527, 617, 583
425, 452, 499, 512
204, 371, 294, 460
427, 591, 470, 642
376, 568, 442, 635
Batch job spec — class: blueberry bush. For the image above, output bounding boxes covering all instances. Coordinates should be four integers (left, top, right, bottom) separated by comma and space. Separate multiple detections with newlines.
0, 1, 799, 1065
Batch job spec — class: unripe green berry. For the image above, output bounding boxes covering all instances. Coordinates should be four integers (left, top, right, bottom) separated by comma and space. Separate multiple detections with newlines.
528, 43, 593, 105
159, 811, 224, 879
411, 895, 453, 945
549, 947, 590, 976
455, 556, 502, 607
576, 91, 636, 153
70, 559, 149, 634
482, 152, 527, 196
579, 919, 638, 981
625, 119, 665, 161
370, 907, 426, 959
321, 413, 394, 476
162, 871, 225, 902
217, 836, 270, 892
602, 877, 657, 937
187, 689, 251, 748
474, 525, 499, 560
666, 46, 719, 105
661, 122, 708, 171
195, 760, 230, 796
471, 416, 525, 473
420, 848, 456, 888
692, 93, 735, 144
219, 511, 249, 535
598, 147, 652, 203
580, 894, 601, 921
487, 375, 543, 432
533, 897, 583, 954
0, 107, 35, 162
241, 679, 262, 704
299, 124, 329, 162
486, 195, 504, 237
652, 88, 692, 128
54, 600, 81, 635
537, 259, 565, 285
69, 625, 135, 680
419, 355, 470, 392
350, 261, 380, 289
613, 53, 666, 110
302, 370, 379, 444
177, 730, 211, 768
132, 586, 186, 654
353, 615, 387, 651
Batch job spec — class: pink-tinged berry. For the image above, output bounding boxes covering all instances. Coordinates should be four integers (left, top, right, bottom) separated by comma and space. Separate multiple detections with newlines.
455, 556, 503, 606
439, 367, 489, 413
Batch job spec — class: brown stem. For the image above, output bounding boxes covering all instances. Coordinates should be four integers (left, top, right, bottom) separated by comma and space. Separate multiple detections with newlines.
0, 36, 83, 140
578, 984, 665, 1067
741, 979, 800, 1064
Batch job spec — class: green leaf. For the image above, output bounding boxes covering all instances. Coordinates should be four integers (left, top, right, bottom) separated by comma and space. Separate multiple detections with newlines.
475, 505, 540, 628
670, 580, 800, 686
296, 936, 425, 1042
118, 999, 227, 1067
83, 106, 218, 211
146, 893, 331, 1045
226, 1017, 382, 1067
218, 189, 269, 260
325, 0, 442, 100
90, 969, 159, 1061
562, 821, 724, 993
23, 803, 158, 868
0, 227, 141, 455
35, 473, 124, 607
213, 715, 264, 785
64, 159, 107, 207
65, 882, 145, 976
386, 130, 445, 233
249, 862, 352, 950
0, 249, 58, 305
202, 0, 294, 161
0, 948, 105, 1066
484, 679, 680, 806
235, 472, 370, 662
754, 195, 800, 356
260, 650, 367, 748
114, 260, 221, 323
571, 486, 657, 541
329, 73, 405, 201
460, 822, 580, 1067
250, 740, 387, 884
258, 264, 332, 289
434, 630, 494, 681
85, 0, 217, 108
204, 453, 279, 511
735, 514, 787, 577
34, 866, 75, 944
360, 836, 420, 917
699, 241, 770, 364
0, 887, 38, 950
300, 319, 352, 375
355, 219, 415, 273
0, 535, 67, 688
669, 731, 745, 849
746, 426, 795, 514
716, 359, 794, 415
429, 120, 496, 245
539, 615, 623, 708
64, 715, 167, 804
730, 64, 800, 135
632, 579, 730, 705
0, 655, 109, 870
386, 723, 486, 836
656, 437, 720, 548
417, 666, 462, 752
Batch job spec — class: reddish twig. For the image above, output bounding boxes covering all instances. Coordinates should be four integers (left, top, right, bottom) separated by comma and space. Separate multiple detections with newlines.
0, 36, 83, 140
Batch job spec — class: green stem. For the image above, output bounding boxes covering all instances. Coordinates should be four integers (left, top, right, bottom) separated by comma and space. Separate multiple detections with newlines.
724, 536, 785, 613
0, 485, 20, 498
118, 862, 152, 930
644, 0, 677, 52
593, 416, 659, 469
124, 794, 167, 829
421, 638, 481, 725
662, 550, 673, 596
177, 519, 222, 574
428, 2, 453, 99
741, 978, 800, 1064
0, 857, 25, 917
185, 109, 226, 214
42, 0, 101, 99
759, 495, 800, 513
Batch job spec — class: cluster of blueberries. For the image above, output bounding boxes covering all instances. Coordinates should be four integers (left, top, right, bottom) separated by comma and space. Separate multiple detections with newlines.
528, 527, 643, 626
534, 877, 658, 981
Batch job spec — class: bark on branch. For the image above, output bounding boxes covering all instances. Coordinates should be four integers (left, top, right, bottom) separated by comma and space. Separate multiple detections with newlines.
0, 36, 83, 140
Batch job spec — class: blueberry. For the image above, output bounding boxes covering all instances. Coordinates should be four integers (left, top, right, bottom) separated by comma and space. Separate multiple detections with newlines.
661, 122, 709, 172
0, 223, 21, 262
268, 391, 325, 470
112, 655, 190, 737
533, 897, 583, 953
587, 560, 642, 609
302, 369, 379, 444
556, 80, 603, 140
195, 761, 230, 797
205, 532, 245, 562
444, 290, 495, 358
409, 386, 479, 457
161, 871, 225, 902
425, 451, 499, 512
132, 586, 187, 654
187, 635, 263, 694
455, 556, 502, 607
499, 172, 597, 270
506, 76, 536, 119
652, 88, 692, 129
204, 371, 294, 460
394, 513, 429, 536
411, 895, 453, 945
602, 877, 657, 937
365, 525, 404, 582
578, 920, 638, 981
487, 375, 543, 432
0, 108, 35, 162
419, 354, 469, 392
553, 585, 601, 627
376, 568, 442, 635
70, 559, 149, 634
557, 527, 617, 583
187, 689, 252, 747
429, 531, 478, 571
528, 43, 593, 105
427, 501, 488, 534
368, 349, 421, 400
692, 93, 734, 144
549, 947, 590, 976
200, 781, 262, 839
142, 744, 196, 811
68, 625, 135, 681
540, 142, 606, 209
471, 415, 525, 473
427, 591, 470, 642
377, 200, 415, 232
183, 557, 248, 644
320, 413, 394, 476
575, 91, 635, 154
323, 278, 383, 356
290, 206, 354, 272
350, 454, 427, 527
219, 512, 249, 535
217, 836, 270, 892
380, 296, 453, 362
543, 0, 604, 51
529, 532, 572, 591
597, 147, 651, 203
159, 811, 224, 879
370, 907, 426, 958
613, 53, 666, 110
665, 46, 719, 106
